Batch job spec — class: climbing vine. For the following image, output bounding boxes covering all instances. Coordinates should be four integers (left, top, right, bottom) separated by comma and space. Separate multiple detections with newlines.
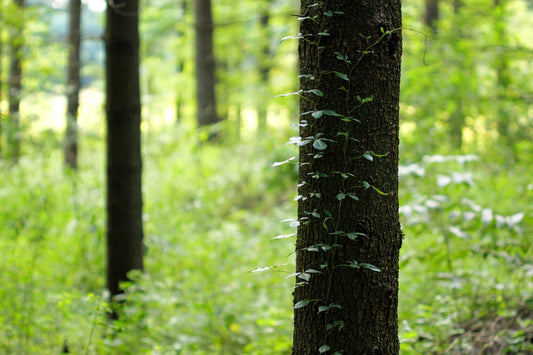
276, 1, 402, 353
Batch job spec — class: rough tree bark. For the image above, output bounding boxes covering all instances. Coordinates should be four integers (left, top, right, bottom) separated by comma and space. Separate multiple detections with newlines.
292, 1, 403, 354
64, 0, 81, 169
105, 0, 144, 317
194, 0, 219, 128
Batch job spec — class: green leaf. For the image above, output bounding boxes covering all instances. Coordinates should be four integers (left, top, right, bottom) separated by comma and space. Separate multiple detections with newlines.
298, 273, 311, 281
311, 89, 324, 96
317, 31, 330, 36
313, 139, 328, 150
318, 305, 329, 313
371, 185, 390, 195
324, 109, 342, 117
346, 232, 366, 240
336, 192, 346, 200
363, 181, 370, 189
359, 263, 381, 272
347, 193, 359, 201
294, 299, 310, 309
275, 90, 303, 97
319, 345, 331, 353
312, 110, 323, 118
305, 269, 322, 274
347, 232, 364, 240
363, 152, 373, 161
334, 71, 349, 81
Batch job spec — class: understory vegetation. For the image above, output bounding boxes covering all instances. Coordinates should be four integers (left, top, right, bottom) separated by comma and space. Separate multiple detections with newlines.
0, 124, 531, 354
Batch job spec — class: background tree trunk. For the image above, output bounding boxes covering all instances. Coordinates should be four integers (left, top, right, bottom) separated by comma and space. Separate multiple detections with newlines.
7, 0, 24, 163
194, 0, 218, 128
256, 0, 272, 136
424, 0, 439, 32
292, 1, 402, 354
64, 0, 81, 169
175, 0, 187, 124
105, 0, 144, 317
0, 0, 3, 157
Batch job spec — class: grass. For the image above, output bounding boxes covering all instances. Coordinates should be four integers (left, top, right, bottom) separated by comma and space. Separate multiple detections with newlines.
0, 123, 531, 354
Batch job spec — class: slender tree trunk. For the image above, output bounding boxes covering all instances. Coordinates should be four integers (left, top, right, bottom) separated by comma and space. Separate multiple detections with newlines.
175, 0, 187, 124
256, 0, 272, 136
65, 0, 81, 169
194, 0, 218, 128
449, 0, 466, 149
105, 0, 144, 317
0, 0, 3, 157
8, 0, 24, 163
292, 1, 403, 354
493, 0, 511, 144
424, 0, 439, 32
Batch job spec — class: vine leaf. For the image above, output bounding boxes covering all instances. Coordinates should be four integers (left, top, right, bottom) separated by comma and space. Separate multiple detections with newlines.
334, 71, 349, 81
294, 299, 310, 309
313, 139, 328, 150
319, 345, 331, 353
312, 111, 324, 119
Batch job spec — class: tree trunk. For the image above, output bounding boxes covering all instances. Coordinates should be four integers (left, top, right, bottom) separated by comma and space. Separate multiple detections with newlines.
424, 0, 439, 32
175, 0, 187, 124
256, 0, 272, 136
105, 0, 144, 317
194, 0, 218, 128
292, 1, 402, 354
8, 0, 24, 163
65, 0, 81, 169
0, 0, 3, 157
493, 0, 511, 145
449, 0, 466, 149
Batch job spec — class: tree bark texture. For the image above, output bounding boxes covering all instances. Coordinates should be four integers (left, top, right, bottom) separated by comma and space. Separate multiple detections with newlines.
105, 0, 144, 308
7, 0, 24, 163
293, 1, 402, 354
65, 0, 81, 169
194, 0, 218, 127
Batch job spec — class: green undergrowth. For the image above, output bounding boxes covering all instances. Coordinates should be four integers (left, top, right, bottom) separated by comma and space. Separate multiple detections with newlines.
0, 126, 531, 354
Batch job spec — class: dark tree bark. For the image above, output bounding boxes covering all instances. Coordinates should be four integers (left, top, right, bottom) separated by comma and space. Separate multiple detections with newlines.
64, 0, 81, 169
292, 1, 402, 354
7, 0, 24, 163
256, 0, 272, 136
105, 0, 144, 316
424, 0, 439, 32
194, 0, 219, 128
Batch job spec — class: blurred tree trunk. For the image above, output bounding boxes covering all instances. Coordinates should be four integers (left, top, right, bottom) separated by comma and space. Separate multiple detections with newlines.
449, 1, 466, 149
0, 0, 3, 157
424, 0, 439, 32
64, 0, 81, 169
256, 0, 272, 137
493, 0, 511, 146
175, 0, 187, 124
105, 0, 144, 318
7, 0, 24, 163
292, 0, 403, 354
194, 0, 219, 130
